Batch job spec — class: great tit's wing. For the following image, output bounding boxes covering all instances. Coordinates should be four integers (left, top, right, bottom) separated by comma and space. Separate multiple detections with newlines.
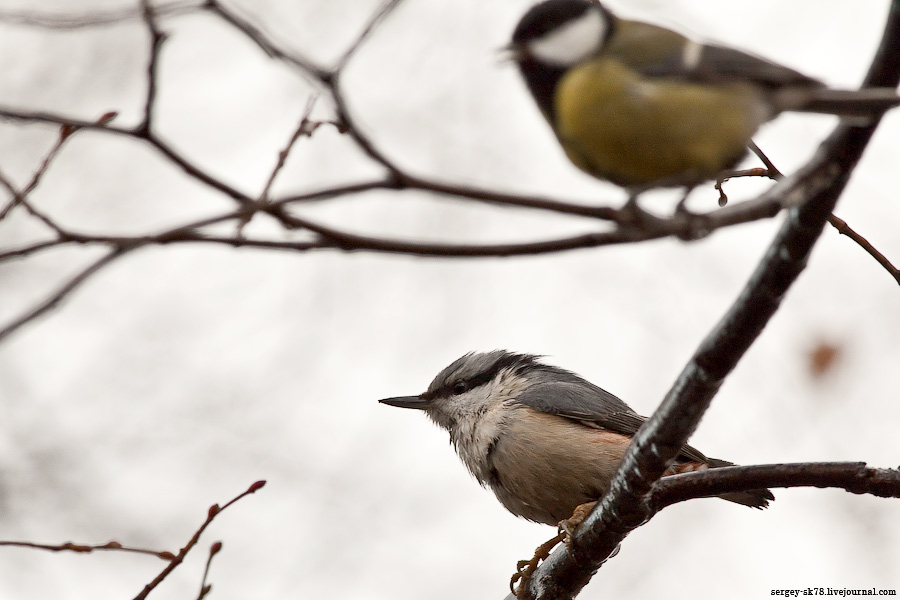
669, 43, 821, 88
515, 379, 709, 464
608, 20, 821, 88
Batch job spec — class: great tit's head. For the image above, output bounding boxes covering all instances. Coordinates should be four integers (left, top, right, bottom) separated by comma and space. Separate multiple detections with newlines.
510, 0, 613, 68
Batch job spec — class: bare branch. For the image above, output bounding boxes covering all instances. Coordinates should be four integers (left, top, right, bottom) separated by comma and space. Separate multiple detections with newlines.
132, 480, 265, 600
651, 462, 900, 509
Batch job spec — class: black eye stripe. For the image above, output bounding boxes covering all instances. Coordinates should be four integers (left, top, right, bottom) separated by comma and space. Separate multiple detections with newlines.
426, 352, 545, 400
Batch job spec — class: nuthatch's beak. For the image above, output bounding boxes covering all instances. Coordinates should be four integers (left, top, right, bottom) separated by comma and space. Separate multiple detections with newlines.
379, 395, 431, 410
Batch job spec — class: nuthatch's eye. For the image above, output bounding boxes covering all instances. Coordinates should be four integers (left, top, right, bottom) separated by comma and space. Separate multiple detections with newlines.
452, 382, 468, 395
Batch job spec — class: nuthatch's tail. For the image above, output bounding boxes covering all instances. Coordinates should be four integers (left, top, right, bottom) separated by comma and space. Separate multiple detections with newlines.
668, 458, 774, 509
706, 458, 774, 509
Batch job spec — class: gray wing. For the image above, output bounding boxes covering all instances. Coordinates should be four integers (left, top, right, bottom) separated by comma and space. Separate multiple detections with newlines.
516, 380, 709, 464
642, 43, 822, 89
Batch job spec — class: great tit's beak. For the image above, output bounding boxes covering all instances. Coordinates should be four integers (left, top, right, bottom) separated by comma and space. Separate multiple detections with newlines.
497, 42, 525, 64
378, 395, 432, 410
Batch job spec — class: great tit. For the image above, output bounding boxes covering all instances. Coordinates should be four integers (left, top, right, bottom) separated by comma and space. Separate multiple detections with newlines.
508, 0, 900, 194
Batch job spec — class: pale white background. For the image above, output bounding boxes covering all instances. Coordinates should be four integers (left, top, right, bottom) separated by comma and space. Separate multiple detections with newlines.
0, 0, 898, 598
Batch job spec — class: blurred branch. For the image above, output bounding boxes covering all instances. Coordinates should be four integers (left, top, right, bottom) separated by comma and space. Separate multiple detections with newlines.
0, 246, 134, 344
138, 0, 167, 134
0, 0, 796, 350
331, 0, 404, 73
651, 462, 900, 509
0, 0, 202, 29
258, 95, 324, 204
204, 1, 330, 81
512, 1, 900, 597
132, 480, 265, 600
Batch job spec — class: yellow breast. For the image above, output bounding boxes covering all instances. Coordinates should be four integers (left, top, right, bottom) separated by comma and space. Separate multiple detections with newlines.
554, 58, 769, 188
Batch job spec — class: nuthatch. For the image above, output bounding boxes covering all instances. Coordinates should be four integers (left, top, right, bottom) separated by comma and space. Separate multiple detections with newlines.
380, 350, 772, 526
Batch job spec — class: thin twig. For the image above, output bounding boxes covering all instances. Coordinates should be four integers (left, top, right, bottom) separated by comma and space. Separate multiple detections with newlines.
828, 214, 900, 285
196, 541, 222, 600
259, 95, 320, 203
0, 123, 79, 230
0, 540, 175, 560
132, 480, 265, 600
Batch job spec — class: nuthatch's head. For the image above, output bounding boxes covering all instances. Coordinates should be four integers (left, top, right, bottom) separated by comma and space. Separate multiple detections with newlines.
379, 350, 543, 434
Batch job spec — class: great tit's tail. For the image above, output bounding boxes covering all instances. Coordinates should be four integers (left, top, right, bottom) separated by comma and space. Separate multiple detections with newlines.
797, 87, 900, 119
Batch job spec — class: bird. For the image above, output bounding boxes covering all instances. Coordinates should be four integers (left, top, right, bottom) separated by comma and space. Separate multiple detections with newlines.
379, 350, 772, 528
506, 0, 900, 197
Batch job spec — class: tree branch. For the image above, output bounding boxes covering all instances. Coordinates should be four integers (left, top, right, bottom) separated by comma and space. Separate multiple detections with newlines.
828, 213, 900, 285
651, 462, 900, 509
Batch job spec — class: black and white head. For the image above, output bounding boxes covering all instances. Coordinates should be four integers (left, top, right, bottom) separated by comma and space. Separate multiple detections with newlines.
379, 351, 548, 433
510, 0, 613, 69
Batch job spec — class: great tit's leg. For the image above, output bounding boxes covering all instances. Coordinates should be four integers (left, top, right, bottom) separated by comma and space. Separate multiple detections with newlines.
510, 532, 565, 598
621, 189, 659, 227
675, 185, 696, 214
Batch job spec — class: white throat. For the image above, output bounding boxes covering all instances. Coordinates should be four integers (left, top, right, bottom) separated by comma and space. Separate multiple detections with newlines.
440, 369, 532, 483
527, 8, 607, 67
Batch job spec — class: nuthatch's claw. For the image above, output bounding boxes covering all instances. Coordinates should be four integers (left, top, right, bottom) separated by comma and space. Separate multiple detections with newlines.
509, 532, 565, 598
558, 500, 597, 548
